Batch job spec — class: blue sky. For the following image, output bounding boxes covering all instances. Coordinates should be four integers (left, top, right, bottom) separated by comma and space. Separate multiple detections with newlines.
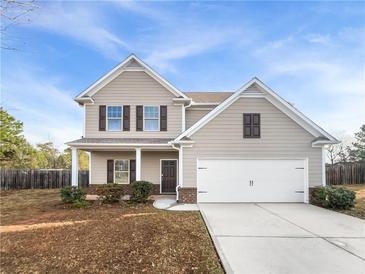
1, 1, 364, 149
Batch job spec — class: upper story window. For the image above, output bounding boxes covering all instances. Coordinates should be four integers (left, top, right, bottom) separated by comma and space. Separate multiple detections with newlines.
144, 106, 159, 131
107, 106, 122, 131
243, 113, 260, 138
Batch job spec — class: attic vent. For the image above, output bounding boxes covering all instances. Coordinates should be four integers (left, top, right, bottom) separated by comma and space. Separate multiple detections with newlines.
124, 59, 143, 69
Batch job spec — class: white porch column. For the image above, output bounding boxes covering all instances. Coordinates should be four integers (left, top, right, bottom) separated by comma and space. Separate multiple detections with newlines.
322, 146, 326, 186
178, 146, 183, 188
71, 147, 78, 187
135, 147, 141, 181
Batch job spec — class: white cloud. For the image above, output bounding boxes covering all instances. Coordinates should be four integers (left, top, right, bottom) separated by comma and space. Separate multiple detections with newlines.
2, 65, 83, 150
304, 33, 331, 44
253, 28, 365, 135
114, 1, 256, 71
144, 26, 244, 71
29, 2, 128, 59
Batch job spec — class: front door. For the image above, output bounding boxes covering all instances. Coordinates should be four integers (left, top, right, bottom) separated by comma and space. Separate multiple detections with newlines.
161, 160, 177, 193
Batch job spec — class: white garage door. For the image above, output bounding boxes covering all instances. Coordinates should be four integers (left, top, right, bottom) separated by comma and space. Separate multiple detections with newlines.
197, 159, 307, 203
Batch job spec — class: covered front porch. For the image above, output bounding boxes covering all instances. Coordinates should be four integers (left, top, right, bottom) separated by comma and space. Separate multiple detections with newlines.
67, 138, 184, 198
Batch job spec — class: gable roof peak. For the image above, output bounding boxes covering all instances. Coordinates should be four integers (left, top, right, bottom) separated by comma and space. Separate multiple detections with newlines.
175, 77, 338, 144
74, 54, 188, 103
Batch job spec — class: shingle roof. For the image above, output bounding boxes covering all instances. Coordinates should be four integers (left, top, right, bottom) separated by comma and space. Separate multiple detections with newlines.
184, 92, 234, 103
67, 138, 173, 145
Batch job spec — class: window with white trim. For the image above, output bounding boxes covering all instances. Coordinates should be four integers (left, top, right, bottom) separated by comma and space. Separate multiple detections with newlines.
107, 106, 122, 131
114, 160, 129, 184
144, 106, 159, 131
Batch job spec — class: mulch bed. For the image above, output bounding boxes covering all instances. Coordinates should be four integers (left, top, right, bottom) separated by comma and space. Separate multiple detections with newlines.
0, 190, 223, 274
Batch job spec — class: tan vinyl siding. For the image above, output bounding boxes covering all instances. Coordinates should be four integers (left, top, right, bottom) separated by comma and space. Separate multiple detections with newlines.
85, 71, 182, 138
183, 97, 322, 188
141, 151, 178, 185
90, 151, 178, 185
185, 109, 211, 129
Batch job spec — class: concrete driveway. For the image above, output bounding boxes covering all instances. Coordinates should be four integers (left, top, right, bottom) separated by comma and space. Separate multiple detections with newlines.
199, 203, 365, 274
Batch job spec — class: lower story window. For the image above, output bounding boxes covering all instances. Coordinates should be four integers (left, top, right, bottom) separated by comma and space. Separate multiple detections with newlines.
114, 160, 129, 184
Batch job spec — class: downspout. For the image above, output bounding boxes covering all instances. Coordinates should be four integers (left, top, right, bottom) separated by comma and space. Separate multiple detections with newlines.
173, 99, 191, 201
170, 143, 180, 201
182, 99, 192, 132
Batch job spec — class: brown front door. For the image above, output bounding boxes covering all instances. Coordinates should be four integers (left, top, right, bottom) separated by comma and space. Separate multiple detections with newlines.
161, 160, 177, 193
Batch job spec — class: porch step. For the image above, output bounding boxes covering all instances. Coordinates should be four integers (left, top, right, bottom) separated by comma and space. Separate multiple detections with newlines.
149, 194, 176, 201
153, 198, 176, 209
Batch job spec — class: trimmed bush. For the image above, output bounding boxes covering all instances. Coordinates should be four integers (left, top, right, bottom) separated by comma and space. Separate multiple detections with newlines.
131, 181, 153, 203
328, 187, 356, 210
60, 186, 87, 207
97, 184, 124, 203
312, 186, 355, 210
60, 186, 86, 204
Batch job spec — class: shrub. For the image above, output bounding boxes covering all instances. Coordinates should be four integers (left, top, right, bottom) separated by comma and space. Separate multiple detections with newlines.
328, 187, 356, 210
60, 186, 86, 204
311, 187, 329, 208
131, 181, 153, 203
97, 184, 124, 203
312, 186, 355, 210
72, 199, 89, 208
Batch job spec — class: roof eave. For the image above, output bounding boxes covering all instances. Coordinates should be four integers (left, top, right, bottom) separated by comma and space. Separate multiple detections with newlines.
312, 139, 340, 147
74, 97, 94, 105
66, 142, 172, 148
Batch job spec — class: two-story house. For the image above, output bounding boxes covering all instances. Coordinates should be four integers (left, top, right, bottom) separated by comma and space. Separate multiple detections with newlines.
66, 54, 338, 203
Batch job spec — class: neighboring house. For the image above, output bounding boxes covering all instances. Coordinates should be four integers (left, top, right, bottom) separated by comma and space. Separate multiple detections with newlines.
67, 54, 338, 203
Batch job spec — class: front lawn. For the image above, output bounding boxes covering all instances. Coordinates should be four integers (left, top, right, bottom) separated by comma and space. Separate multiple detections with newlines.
0, 189, 223, 273
334, 184, 365, 219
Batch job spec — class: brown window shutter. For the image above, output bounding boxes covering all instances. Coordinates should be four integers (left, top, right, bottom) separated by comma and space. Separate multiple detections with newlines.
160, 105, 167, 131
107, 160, 114, 183
123, 105, 130, 131
99, 105, 106, 131
252, 114, 260, 137
136, 105, 143, 131
130, 160, 136, 183
243, 113, 260, 138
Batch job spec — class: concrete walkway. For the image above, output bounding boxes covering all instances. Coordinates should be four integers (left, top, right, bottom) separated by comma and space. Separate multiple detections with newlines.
200, 203, 365, 274
153, 197, 199, 211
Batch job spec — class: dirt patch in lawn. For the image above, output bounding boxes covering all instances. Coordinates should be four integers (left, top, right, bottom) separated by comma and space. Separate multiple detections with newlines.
0, 189, 223, 273
0, 189, 64, 225
334, 184, 365, 219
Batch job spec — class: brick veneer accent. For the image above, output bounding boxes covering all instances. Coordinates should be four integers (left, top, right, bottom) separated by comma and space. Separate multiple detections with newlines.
86, 184, 160, 195
178, 187, 197, 203
309, 186, 322, 205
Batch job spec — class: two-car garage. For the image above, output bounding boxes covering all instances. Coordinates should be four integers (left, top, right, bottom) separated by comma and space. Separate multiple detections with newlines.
197, 159, 308, 203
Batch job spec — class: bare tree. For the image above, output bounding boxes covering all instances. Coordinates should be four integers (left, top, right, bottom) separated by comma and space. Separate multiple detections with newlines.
0, 0, 38, 50
326, 131, 354, 165
327, 144, 340, 165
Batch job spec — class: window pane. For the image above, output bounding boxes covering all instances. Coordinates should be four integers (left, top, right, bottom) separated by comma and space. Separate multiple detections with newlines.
108, 119, 121, 130
107, 106, 122, 118
145, 119, 159, 131
144, 106, 159, 119
115, 171, 129, 184
115, 160, 129, 171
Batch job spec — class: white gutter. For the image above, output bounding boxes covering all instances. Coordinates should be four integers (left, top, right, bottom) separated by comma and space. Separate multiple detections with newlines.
66, 142, 171, 147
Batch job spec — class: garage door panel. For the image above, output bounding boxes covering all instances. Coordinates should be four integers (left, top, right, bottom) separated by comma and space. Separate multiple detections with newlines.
198, 160, 252, 202
197, 159, 306, 203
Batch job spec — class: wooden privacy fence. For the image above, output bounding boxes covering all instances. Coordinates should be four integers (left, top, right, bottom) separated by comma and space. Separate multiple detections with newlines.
326, 162, 365, 185
0, 169, 89, 190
